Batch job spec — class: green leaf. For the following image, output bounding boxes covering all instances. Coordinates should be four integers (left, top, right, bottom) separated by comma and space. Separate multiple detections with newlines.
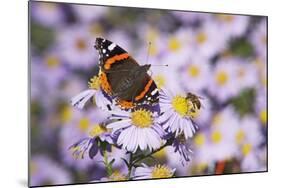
31, 23, 55, 53
229, 37, 254, 58
231, 88, 256, 116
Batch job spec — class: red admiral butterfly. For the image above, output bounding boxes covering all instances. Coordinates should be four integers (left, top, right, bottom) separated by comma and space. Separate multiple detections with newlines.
94, 37, 159, 110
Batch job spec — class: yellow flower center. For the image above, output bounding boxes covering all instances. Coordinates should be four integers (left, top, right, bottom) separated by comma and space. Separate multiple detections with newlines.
196, 32, 207, 44
172, 96, 194, 117
60, 106, 72, 123
89, 23, 103, 35
194, 133, 205, 147
217, 15, 234, 23
168, 37, 181, 52
88, 76, 100, 89
188, 64, 200, 78
211, 131, 222, 144
46, 56, 60, 68
216, 71, 229, 86
212, 113, 222, 126
75, 38, 87, 51
152, 148, 166, 159
109, 171, 127, 181
89, 124, 107, 137
236, 129, 245, 144
154, 74, 166, 89
78, 118, 90, 132
242, 143, 252, 156
131, 109, 153, 128
260, 110, 267, 125
151, 165, 173, 178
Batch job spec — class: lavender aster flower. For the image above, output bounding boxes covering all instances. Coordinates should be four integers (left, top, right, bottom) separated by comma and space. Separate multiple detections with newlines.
158, 89, 198, 140
171, 133, 193, 164
71, 75, 112, 110
69, 123, 113, 159
106, 109, 165, 153
133, 164, 175, 179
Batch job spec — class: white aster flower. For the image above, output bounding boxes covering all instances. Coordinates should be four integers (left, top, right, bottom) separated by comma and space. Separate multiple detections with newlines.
57, 25, 97, 68
208, 58, 240, 102
106, 108, 165, 153
180, 56, 211, 93
158, 89, 197, 140
133, 164, 175, 179
70, 76, 112, 111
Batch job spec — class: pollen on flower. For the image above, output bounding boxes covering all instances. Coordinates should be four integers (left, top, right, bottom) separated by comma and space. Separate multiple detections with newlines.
188, 64, 200, 78
89, 124, 107, 137
151, 165, 174, 178
171, 95, 193, 117
131, 109, 153, 128
168, 37, 181, 51
88, 76, 100, 90
211, 131, 222, 144
236, 129, 245, 144
109, 171, 127, 181
259, 109, 267, 125
242, 143, 252, 156
154, 74, 166, 89
46, 56, 60, 68
60, 106, 72, 123
217, 15, 234, 23
194, 133, 205, 147
216, 71, 229, 86
75, 38, 87, 51
196, 32, 207, 44
78, 118, 90, 132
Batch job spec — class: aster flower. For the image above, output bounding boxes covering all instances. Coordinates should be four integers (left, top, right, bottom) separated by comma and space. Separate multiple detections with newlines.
208, 58, 240, 102
158, 88, 197, 140
70, 75, 112, 110
100, 170, 128, 182
30, 156, 71, 187
57, 25, 97, 68
133, 164, 175, 179
171, 133, 193, 164
69, 123, 113, 159
179, 56, 211, 93
72, 5, 107, 23
106, 108, 165, 153
30, 1, 65, 28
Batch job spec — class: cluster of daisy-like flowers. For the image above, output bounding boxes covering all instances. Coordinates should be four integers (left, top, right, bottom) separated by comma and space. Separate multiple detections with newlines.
69, 74, 202, 180
30, 1, 267, 186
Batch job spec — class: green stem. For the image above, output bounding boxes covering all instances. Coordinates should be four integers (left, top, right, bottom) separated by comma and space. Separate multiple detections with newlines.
132, 142, 168, 165
127, 153, 133, 179
103, 151, 113, 176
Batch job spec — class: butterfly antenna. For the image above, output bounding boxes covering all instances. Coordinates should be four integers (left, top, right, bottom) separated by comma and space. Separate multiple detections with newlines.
145, 41, 168, 67
146, 41, 152, 64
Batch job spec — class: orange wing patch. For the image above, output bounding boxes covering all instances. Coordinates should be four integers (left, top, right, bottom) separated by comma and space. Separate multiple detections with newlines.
99, 71, 112, 94
104, 53, 129, 70
134, 79, 153, 101
116, 99, 135, 109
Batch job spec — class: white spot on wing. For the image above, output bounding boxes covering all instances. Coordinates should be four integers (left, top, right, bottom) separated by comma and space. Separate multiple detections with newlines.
102, 49, 106, 53
108, 43, 116, 51
151, 88, 158, 96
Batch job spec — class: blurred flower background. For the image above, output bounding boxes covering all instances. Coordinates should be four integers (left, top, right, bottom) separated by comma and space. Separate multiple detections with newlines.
30, 1, 267, 186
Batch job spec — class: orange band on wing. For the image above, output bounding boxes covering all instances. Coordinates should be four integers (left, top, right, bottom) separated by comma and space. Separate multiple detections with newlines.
104, 53, 129, 70
99, 71, 112, 94
117, 99, 134, 109
135, 79, 153, 101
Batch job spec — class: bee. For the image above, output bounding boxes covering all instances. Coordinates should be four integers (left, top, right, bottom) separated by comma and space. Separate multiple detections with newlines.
186, 92, 202, 113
